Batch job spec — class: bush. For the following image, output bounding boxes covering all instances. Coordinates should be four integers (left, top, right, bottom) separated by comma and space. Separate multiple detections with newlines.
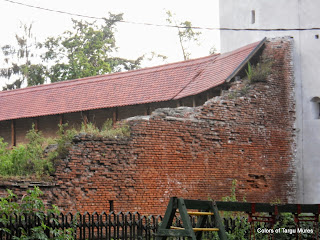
0, 124, 74, 178
46, 123, 77, 163
80, 119, 131, 138
101, 119, 130, 138
0, 126, 53, 177
0, 187, 75, 239
246, 61, 272, 83
0, 120, 130, 178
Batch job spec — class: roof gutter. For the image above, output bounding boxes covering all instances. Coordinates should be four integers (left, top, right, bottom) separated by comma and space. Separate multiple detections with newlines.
225, 37, 267, 82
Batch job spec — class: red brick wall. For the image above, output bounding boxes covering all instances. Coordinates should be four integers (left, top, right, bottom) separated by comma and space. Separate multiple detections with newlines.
0, 38, 297, 215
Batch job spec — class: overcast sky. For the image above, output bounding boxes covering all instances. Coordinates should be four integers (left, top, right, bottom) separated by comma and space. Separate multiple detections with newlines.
0, 0, 220, 70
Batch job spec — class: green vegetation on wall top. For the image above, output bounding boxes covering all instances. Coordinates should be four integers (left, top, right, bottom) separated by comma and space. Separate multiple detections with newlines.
0, 120, 130, 178
245, 60, 273, 83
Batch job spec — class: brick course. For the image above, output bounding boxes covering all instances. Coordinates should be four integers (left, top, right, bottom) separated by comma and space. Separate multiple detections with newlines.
0, 38, 297, 215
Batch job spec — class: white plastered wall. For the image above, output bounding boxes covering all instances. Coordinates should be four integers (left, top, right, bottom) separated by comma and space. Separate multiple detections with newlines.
219, 0, 320, 203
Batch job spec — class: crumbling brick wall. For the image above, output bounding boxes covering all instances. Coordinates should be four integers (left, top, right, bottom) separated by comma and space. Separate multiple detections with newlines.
0, 38, 297, 215
45, 38, 296, 214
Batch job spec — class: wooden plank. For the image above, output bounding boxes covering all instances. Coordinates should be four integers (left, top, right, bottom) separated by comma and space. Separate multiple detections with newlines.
11, 120, 16, 147
156, 229, 190, 237
216, 202, 275, 212
112, 108, 118, 126
59, 114, 64, 126
216, 201, 252, 212
216, 202, 320, 214
278, 204, 320, 214
211, 201, 228, 240
178, 198, 197, 239
193, 228, 219, 232
176, 210, 214, 216
187, 211, 214, 216
160, 197, 177, 229
82, 111, 89, 125
184, 199, 212, 210
155, 197, 178, 240
145, 104, 151, 115
170, 226, 219, 232
34, 117, 39, 131
170, 226, 184, 230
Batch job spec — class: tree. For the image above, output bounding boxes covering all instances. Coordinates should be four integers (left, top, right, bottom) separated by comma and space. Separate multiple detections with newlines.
1, 13, 143, 89
165, 11, 202, 60
42, 13, 142, 83
0, 23, 45, 90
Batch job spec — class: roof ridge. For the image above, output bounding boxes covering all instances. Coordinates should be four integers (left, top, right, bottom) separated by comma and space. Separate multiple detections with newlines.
172, 39, 266, 100
215, 40, 262, 61
170, 41, 263, 100
0, 53, 220, 97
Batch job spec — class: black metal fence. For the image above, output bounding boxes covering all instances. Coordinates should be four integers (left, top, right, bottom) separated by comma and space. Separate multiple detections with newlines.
0, 211, 243, 239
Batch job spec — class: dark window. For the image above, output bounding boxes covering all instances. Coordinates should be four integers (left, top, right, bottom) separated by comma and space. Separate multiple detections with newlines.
109, 200, 114, 212
311, 97, 320, 119
251, 10, 256, 24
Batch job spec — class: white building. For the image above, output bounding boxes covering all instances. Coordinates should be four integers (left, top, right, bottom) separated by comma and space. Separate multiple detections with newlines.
219, 0, 320, 203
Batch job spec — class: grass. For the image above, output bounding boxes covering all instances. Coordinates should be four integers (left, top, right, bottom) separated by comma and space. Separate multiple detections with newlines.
80, 119, 130, 138
246, 60, 273, 83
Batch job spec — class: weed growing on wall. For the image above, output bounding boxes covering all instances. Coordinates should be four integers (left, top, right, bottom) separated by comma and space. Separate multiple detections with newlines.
228, 58, 272, 100
227, 79, 252, 99
80, 119, 130, 138
0, 120, 130, 178
80, 122, 101, 136
47, 123, 77, 161
246, 60, 273, 83
101, 119, 130, 138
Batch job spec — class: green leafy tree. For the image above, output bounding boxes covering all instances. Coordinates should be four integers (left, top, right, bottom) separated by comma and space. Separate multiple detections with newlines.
42, 13, 142, 82
166, 10, 202, 60
0, 23, 45, 90
1, 14, 143, 88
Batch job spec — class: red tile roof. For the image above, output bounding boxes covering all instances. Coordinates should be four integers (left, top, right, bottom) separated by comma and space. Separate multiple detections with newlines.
0, 39, 265, 122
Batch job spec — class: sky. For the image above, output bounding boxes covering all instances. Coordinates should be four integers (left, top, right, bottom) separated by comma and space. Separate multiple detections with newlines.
0, 0, 220, 85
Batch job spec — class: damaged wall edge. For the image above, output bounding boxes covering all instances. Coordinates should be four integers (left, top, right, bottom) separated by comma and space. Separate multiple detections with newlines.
0, 37, 297, 214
